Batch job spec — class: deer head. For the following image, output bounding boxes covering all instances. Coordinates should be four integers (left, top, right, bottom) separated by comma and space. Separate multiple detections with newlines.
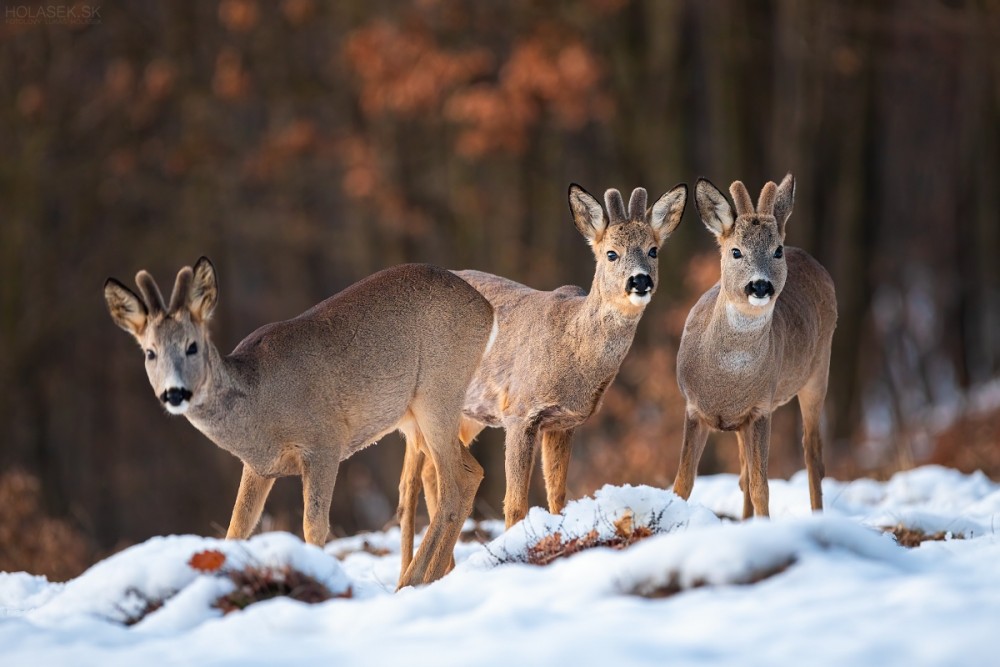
104, 257, 219, 415
695, 174, 795, 314
568, 182, 687, 312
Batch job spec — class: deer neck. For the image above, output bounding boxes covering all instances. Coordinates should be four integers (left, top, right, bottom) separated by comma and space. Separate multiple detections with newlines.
710, 293, 774, 348
184, 342, 253, 453
569, 275, 643, 371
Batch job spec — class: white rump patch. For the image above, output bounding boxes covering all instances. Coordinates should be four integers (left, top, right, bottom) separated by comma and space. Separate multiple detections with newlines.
748, 294, 771, 307
628, 292, 652, 307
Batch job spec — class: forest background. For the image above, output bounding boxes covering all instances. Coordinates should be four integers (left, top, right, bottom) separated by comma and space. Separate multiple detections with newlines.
1, 0, 997, 579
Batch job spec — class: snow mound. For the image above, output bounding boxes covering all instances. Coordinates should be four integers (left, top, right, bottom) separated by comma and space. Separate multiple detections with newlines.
26, 532, 350, 634
464, 484, 720, 569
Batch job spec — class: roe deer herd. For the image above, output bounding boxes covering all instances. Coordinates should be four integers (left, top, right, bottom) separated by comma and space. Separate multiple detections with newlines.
105, 173, 836, 586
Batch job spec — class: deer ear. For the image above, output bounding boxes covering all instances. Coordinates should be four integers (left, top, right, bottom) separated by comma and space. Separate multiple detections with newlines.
568, 183, 608, 245
773, 173, 795, 236
648, 183, 687, 244
695, 178, 735, 239
190, 257, 218, 323
105, 278, 148, 339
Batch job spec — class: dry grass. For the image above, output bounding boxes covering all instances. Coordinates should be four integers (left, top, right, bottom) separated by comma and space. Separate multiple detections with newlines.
214, 564, 349, 614
634, 557, 797, 599
883, 524, 965, 548
0, 469, 92, 581
494, 509, 665, 566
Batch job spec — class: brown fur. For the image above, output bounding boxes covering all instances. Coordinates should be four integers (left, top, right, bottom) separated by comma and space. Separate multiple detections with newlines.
105, 259, 494, 587
673, 175, 837, 517
395, 183, 688, 576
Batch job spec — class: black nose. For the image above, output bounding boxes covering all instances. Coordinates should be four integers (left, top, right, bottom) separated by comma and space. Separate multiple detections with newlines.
626, 274, 653, 294
162, 387, 193, 406
744, 280, 775, 298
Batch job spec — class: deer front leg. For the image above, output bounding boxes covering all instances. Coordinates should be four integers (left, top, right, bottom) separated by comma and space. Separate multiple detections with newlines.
673, 410, 709, 499
226, 464, 275, 539
739, 413, 772, 518
503, 420, 541, 529
736, 431, 753, 519
541, 429, 574, 515
301, 455, 339, 546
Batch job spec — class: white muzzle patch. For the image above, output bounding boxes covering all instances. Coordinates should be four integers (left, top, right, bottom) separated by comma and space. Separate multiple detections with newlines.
628, 292, 652, 307
748, 294, 771, 307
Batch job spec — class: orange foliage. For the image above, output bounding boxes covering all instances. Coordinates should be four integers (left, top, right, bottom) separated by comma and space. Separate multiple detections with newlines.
0, 470, 91, 581
345, 20, 493, 117
188, 549, 227, 573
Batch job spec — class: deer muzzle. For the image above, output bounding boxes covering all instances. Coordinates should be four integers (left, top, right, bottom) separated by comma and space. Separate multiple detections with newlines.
162, 387, 193, 407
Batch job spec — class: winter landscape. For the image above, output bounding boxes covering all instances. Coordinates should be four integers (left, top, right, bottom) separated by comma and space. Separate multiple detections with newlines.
2, 465, 998, 666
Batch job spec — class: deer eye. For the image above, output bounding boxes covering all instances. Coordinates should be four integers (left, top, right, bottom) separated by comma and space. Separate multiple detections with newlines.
774, 246, 783, 259
731, 248, 743, 259
606, 251, 619, 262
648, 247, 658, 258
186, 342, 198, 356
145, 349, 156, 361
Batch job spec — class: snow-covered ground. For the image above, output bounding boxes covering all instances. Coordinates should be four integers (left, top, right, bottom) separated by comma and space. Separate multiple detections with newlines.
2, 465, 999, 666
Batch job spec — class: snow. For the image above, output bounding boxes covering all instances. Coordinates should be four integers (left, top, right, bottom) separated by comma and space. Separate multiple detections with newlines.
2, 466, 999, 666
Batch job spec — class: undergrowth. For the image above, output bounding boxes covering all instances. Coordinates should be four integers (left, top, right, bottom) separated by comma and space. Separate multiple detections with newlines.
490, 507, 676, 566
883, 524, 965, 548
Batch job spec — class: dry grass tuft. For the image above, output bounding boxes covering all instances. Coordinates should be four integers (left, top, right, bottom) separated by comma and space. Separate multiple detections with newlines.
214, 564, 350, 614
635, 557, 797, 599
884, 524, 965, 548
498, 509, 661, 567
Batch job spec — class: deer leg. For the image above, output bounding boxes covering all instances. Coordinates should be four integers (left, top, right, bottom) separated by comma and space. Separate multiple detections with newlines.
736, 432, 753, 519
503, 420, 541, 528
541, 429, 574, 515
301, 455, 339, 546
798, 369, 830, 512
399, 407, 482, 588
226, 464, 276, 539
397, 430, 426, 578
673, 411, 709, 499
739, 414, 771, 518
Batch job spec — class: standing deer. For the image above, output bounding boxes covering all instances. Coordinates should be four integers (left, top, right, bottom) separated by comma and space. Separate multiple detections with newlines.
104, 259, 495, 587
396, 183, 688, 573
673, 174, 837, 517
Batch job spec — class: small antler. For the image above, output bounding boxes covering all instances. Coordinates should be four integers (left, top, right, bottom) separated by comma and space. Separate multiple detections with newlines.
168, 267, 194, 314
604, 189, 627, 225
756, 181, 778, 216
729, 181, 754, 217
627, 187, 647, 221
135, 271, 166, 315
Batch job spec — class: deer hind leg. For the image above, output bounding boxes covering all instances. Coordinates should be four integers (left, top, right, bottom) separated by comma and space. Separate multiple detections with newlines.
397, 425, 426, 579
798, 361, 831, 512
739, 414, 771, 518
672, 410, 709, 500
300, 453, 339, 546
503, 420, 541, 529
541, 429, 574, 515
399, 399, 482, 588
736, 432, 753, 520
226, 464, 276, 539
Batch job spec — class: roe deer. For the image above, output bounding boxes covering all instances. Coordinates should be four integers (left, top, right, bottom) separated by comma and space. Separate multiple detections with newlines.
104, 259, 495, 586
673, 174, 837, 517
396, 183, 688, 573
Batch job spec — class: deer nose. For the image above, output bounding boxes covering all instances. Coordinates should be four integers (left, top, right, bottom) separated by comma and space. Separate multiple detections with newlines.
626, 273, 653, 294
161, 387, 193, 406
744, 280, 775, 299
